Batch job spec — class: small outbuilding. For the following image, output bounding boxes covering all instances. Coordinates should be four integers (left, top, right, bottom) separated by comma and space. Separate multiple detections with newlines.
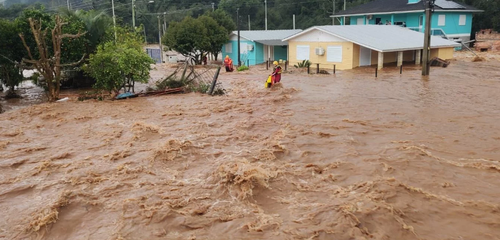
283, 25, 460, 70
221, 29, 302, 66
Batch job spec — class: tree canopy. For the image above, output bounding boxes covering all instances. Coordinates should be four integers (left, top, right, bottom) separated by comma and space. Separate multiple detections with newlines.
0, 18, 24, 95
84, 27, 155, 96
1, 0, 499, 44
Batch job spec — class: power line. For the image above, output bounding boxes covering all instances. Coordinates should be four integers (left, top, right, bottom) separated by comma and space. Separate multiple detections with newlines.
136, 5, 210, 16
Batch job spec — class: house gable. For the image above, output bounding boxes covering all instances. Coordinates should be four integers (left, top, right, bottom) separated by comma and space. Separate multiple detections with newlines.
290, 29, 346, 42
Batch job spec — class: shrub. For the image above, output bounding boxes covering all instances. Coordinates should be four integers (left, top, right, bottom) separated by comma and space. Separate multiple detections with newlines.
84, 27, 154, 97
294, 60, 311, 68
237, 65, 249, 71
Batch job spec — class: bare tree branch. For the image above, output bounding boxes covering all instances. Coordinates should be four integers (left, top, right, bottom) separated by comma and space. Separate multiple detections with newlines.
19, 34, 34, 60
60, 32, 87, 39
57, 54, 86, 67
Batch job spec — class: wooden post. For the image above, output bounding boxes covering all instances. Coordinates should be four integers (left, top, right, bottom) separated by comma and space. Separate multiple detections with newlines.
285, 61, 288, 71
266, 61, 268, 70
307, 65, 310, 74
333, 64, 336, 74
375, 67, 378, 78
316, 63, 319, 74
208, 66, 221, 95
400, 65, 403, 74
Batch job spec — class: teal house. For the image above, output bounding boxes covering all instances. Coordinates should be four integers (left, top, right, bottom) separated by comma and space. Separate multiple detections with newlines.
221, 30, 301, 66
331, 0, 482, 43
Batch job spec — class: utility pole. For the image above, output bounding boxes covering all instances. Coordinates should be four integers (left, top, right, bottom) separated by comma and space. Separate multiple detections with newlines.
158, 16, 163, 63
212, 2, 214, 11
112, 0, 117, 41
132, 0, 135, 28
163, 12, 166, 33
332, 0, 335, 25
264, 0, 268, 30
343, 0, 346, 25
237, 8, 241, 67
67, 0, 70, 10
293, 14, 295, 29
248, 15, 251, 30
422, 0, 434, 76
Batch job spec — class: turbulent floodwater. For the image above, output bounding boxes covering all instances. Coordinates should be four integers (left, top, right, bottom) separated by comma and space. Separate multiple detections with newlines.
1, 58, 500, 240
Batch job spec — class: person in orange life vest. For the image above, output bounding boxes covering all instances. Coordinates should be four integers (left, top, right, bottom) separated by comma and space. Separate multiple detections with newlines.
271, 61, 282, 84
224, 55, 234, 72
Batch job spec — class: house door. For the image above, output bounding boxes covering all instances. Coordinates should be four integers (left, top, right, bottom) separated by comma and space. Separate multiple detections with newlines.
419, 15, 423, 31
359, 46, 371, 66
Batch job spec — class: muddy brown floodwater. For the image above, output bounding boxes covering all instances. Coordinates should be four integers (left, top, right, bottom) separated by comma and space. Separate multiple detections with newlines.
1, 56, 500, 240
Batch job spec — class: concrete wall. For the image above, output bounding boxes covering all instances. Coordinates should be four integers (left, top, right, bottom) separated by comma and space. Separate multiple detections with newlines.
222, 40, 254, 65
368, 50, 416, 66
437, 47, 454, 59
429, 47, 454, 60
352, 44, 360, 68
288, 41, 355, 70
349, 12, 473, 39
430, 12, 473, 36
403, 50, 415, 61
255, 42, 264, 64
222, 40, 272, 66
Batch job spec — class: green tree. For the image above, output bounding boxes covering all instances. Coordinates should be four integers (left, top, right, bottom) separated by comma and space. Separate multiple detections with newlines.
15, 6, 53, 60
198, 15, 228, 61
84, 27, 155, 97
162, 16, 209, 64
58, 9, 113, 59
0, 19, 24, 97
206, 9, 236, 34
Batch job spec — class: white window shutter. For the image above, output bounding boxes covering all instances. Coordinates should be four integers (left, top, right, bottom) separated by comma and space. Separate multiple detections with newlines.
459, 15, 466, 26
438, 15, 446, 26
296, 45, 310, 60
327, 46, 342, 62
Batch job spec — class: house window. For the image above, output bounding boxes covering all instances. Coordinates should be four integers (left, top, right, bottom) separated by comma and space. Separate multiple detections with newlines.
240, 43, 248, 54
438, 15, 446, 26
225, 43, 232, 53
327, 46, 342, 62
459, 15, 466, 26
296, 45, 310, 60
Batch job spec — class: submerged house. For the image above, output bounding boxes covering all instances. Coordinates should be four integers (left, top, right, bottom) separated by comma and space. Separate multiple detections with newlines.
331, 0, 482, 43
221, 29, 302, 66
283, 25, 459, 70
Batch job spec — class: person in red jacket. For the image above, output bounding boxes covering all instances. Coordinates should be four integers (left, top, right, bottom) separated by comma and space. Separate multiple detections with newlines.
271, 61, 282, 84
224, 55, 234, 72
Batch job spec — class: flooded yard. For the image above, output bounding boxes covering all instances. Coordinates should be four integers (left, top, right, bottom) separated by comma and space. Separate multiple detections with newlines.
0, 54, 500, 239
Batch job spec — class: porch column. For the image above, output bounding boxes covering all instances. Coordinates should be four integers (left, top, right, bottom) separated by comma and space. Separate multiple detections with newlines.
397, 51, 403, 67
415, 50, 421, 65
378, 52, 384, 70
